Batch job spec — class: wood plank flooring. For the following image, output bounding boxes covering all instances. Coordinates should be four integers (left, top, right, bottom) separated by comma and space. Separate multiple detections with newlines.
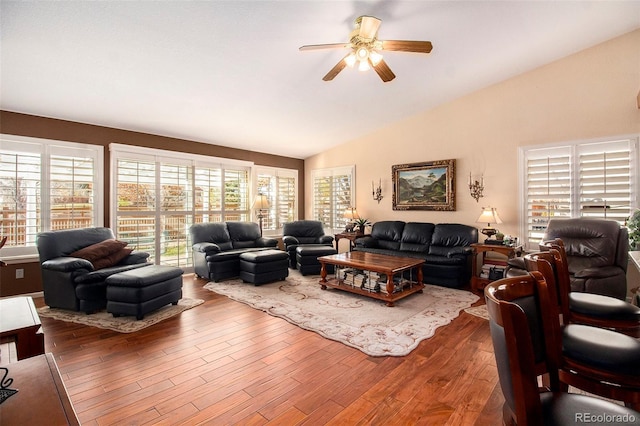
34, 274, 504, 425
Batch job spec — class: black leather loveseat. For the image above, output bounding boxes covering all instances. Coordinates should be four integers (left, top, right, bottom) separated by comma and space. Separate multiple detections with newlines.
190, 221, 279, 282
354, 221, 478, 288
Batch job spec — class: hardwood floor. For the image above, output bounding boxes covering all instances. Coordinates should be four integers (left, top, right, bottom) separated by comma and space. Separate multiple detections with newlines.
34, 274, 504, 425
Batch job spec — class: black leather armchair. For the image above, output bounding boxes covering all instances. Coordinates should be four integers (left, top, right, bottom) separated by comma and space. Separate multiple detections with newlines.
507, 218, 629, 300
36, 227, 150, 313
282, 220, 334, 268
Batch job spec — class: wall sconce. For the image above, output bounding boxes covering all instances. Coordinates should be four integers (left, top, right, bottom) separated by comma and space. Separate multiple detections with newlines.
469, 173, 484, 202
372, 179, 383, 204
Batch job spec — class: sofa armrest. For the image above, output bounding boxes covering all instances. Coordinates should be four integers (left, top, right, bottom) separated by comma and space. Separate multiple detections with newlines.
445, 246, 471, 257
119, 251, 150, 265
256, 237, 278, 247
192, 242, 221, 254
575, 265, 624, 279
41, 256, 93, 272
355, 236, 377, 248
282, 236, 299, 247
318, 235, 334, 245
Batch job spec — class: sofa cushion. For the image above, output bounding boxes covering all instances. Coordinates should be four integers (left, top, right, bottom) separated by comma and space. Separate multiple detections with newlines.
227, 221, 261, 247
74, 263, 150, 284
400, 222, 435, 252
370, 221, 405, 251
190, 223, 233, 251
70, 239, 128, 262
429, 224, 477, 256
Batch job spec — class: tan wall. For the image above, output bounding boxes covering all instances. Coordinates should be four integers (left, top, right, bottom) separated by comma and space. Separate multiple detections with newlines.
305, 29, 640, 240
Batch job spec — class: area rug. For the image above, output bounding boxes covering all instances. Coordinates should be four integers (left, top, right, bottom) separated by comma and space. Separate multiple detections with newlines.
204, 271, 479, 357
37, 298, 204, 333
464, 305, 490, 320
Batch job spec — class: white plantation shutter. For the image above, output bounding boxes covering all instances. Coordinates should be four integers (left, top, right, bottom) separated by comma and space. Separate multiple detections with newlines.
0, 135, 103, 256
256, 167, 298, 234
312, 166, 354, 232
579, 141, 632, 222
521, 137, 638, 249
111, 144, 252, 269
524, 147, 572, 246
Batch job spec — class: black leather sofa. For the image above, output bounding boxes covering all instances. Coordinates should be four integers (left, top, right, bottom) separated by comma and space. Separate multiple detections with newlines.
354, 221, 478, 288
36, 227, 151, 313
190, 221, 279, 282
282, 220, 334, 269
506, 218, 629, 300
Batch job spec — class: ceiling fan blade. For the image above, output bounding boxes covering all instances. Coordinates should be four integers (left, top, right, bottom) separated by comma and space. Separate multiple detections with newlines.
299, 43, 350, 51
322, 54, 350, 81
381, 40, 433, 53
359, 16, 382, 40
371, 58, 396, 83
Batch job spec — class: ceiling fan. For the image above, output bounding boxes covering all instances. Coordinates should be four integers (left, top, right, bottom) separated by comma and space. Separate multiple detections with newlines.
299, 15, 433, 83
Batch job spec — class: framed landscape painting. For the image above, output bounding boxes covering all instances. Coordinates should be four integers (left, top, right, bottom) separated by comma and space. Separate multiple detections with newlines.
392, 159, 456, 211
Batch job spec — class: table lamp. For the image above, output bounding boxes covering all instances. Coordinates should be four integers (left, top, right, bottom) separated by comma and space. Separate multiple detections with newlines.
477, 207, 502, 241
251, 194, 270, 236
343, 207, 359, 232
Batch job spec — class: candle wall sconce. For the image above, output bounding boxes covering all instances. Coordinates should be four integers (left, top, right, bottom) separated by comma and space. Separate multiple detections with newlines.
469, 173, 484, 202
372, 179, 383, 204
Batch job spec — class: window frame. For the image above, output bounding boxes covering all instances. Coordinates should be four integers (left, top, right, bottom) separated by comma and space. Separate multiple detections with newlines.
311, 165, 355, 234
518, 135, 639, 250
254, 166, 298, 236
110, 143, 254, 269
0, 134, 104, 259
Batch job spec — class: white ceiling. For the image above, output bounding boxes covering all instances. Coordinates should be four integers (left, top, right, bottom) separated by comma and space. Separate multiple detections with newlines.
2, 1, 639, 159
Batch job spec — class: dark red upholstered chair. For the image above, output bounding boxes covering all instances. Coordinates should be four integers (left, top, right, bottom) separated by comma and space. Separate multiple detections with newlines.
485, 274, 640, 425
538, 239, 640, 337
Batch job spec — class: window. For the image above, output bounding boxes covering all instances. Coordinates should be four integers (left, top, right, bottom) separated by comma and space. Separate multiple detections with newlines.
111, 144, 252, 269
255, 167, 298, 235
312, 166, 355, 232
0, 135, 103, 257
520, 136, 638, 249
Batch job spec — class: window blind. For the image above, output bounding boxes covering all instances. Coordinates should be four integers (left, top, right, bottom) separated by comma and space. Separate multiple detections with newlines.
521, 137, 637, 249
312, 166, 354, 232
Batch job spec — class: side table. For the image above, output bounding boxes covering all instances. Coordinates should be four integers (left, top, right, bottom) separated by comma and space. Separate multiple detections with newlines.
470, 243, 523, 293
334, 232, 365, 252
0, 296, 44, 361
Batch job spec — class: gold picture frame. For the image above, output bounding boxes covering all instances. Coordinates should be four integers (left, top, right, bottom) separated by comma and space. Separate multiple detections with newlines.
392, 159, 456, 211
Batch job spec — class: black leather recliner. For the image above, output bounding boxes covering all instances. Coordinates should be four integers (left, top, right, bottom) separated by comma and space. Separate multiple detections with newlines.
282, 220, 334, 269
507, 218, 629, 300
190, 221, 278, 282
36, 227, 150, 313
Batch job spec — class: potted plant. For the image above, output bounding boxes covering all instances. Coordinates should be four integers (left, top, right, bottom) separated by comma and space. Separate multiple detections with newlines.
627, 210, 640, 250
354, 218, 371, 234
495, 231, 504, 241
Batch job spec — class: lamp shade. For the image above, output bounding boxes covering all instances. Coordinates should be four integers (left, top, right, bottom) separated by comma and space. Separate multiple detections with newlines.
251, 194, 270, 210
343, 207, 359, 220
477, 207, 503, 225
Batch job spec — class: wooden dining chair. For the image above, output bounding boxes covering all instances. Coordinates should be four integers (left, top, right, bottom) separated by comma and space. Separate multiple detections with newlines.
485, 273, 640, 425
539, 238, 640, 337
525, 251, 640, 409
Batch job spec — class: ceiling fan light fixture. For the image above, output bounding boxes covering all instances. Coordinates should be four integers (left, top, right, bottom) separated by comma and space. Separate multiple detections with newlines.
356, 46, 369, 60
358, 59, 371, 72
369, 50, 383, 66
345, 52, 357, 67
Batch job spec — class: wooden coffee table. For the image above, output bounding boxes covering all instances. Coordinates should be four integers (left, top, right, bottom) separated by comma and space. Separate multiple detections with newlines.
318, 251, 424, 306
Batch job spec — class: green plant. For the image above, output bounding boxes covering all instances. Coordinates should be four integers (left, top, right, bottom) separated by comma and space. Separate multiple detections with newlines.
627, 210, 640, 250
354, 218, 371, 232
495, 231, 504, 240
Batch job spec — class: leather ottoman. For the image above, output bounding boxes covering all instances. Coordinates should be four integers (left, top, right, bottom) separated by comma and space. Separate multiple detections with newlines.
106, 265, 183, 320
239, 250, 289, 285
296, 245, 337, 276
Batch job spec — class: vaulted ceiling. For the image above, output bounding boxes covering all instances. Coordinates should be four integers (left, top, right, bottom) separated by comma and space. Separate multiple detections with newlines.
2, 1, 639, 159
